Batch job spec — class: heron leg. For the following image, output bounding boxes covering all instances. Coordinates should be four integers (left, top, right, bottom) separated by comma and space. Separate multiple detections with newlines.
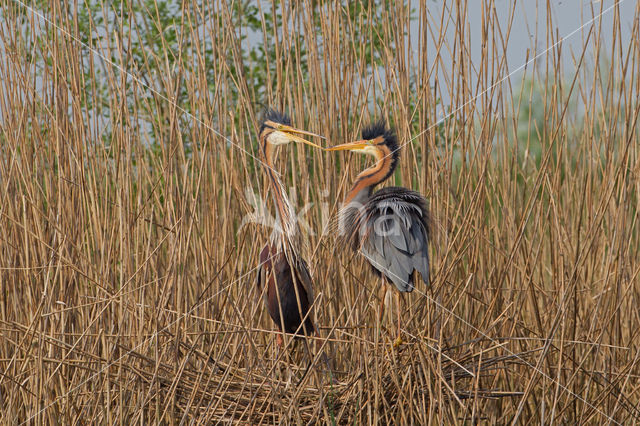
394, 291, 403, 348
276, 331, 284, 348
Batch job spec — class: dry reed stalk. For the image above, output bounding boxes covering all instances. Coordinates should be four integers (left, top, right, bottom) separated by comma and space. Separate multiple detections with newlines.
0, 0, 639, 423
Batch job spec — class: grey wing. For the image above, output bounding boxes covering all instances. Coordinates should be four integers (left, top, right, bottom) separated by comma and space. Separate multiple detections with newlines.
360, 187, 430, 292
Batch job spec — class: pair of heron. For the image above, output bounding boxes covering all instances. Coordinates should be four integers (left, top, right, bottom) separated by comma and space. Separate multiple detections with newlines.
256, 109, 431, 349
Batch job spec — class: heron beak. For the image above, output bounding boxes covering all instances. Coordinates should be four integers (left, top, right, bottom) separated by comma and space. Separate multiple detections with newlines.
325, 140, 369, 152
280, 125, 326, 148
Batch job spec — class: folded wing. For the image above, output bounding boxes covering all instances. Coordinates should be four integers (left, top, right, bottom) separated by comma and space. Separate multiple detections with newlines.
357, 187, 431, 292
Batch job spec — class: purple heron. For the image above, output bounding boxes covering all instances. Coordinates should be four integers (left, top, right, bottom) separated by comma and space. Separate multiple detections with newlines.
328, 121, 431, 345
255, 109, 324, 348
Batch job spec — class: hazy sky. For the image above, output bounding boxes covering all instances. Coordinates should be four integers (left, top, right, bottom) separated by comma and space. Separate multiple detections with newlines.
1, 0, 635, 129
414, 0, 636, 105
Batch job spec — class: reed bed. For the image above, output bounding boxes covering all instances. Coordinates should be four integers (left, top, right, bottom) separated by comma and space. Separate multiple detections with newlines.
1, 0, 639, 423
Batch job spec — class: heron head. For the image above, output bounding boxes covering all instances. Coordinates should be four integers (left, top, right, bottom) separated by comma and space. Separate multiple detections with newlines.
327, 121, 400, 162
259, 109, 324, 148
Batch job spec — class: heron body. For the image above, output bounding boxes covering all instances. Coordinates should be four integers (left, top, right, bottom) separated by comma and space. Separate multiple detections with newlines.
255, 109, 322, 346
329, 122, 431, 343
342, 186, 431, 292
258, 244, 315, 337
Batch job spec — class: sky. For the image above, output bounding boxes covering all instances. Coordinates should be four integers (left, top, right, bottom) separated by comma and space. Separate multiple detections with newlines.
1, 0, 636, 133
409, 0, 637, 109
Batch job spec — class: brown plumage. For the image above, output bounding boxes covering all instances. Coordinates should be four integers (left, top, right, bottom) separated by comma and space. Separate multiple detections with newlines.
254, 109, 322, 347
257, 244, 315, 345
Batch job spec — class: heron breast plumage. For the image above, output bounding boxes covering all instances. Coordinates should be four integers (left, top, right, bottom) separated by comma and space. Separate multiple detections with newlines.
341, 186, 431, 292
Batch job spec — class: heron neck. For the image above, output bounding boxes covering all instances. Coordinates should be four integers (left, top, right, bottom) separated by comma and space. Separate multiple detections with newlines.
261, 139, 297, 243
344, 145, 394, 205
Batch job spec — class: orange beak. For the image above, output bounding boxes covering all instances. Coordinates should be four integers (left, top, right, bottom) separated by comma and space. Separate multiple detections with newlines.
278, 124, 326, 148
325, 140, 370, 152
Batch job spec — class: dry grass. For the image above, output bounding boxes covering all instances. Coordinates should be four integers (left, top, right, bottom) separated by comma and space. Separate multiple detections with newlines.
1, 0, 639, 423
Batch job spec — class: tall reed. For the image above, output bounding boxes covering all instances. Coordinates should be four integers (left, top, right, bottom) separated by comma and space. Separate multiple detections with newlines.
0, 0, 638, 423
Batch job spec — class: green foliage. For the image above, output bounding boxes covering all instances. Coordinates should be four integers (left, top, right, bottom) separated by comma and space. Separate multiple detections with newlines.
17, 0, 429, 153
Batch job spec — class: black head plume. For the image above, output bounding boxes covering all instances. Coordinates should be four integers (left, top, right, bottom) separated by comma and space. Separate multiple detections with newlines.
260, 108, 291, 134
362, 120, 400, 180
